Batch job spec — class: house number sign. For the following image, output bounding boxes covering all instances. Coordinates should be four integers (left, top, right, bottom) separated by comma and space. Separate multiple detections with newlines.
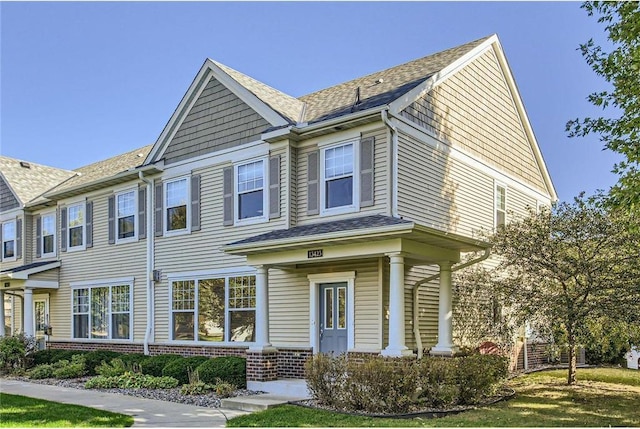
307, 249, 323, 259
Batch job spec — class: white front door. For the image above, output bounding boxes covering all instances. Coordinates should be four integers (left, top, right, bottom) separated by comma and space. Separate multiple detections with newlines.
34, 299, 48, 350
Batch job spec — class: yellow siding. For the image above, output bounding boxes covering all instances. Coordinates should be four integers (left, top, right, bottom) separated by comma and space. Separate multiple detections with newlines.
400, 49, 547, 192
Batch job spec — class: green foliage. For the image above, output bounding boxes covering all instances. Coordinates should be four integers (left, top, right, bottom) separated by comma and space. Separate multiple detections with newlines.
0, 334, 36, 373
32, 349, 73, 366
567, 2, 640, 211
28, 363, 55, 379
85, 371, 179, 389
52, 355, 86, 379
304, 353, 508, 414
196, 356, 246, 388
95, 358, 129, 377
581, 317, 640, 365
213, 378, 236, 398
118, 353, 149, 366
83, 351, 122, 376
161, 356, 210, 385
139, 354, 182, 377
180, 380, 211, 395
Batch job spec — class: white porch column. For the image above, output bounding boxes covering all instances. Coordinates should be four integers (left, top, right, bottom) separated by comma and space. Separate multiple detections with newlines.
23, 288, 34, 337
0, 290, 5, 337
250, 265, 272, 351
430, 262, 458, 356
382, 253, 412, 357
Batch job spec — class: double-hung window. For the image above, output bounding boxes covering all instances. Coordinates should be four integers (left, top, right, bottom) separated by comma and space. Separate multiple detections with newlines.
165, 178, 188, 232
68, 203, 85, 249
171, 274, 256, 343
236, 160, 266, 221
321, 142, 356, 213
2, 221, 16, 260
41, 213, 56, 257
72, 282, 132, 340
117, 190, 136, 241
495, 183, 507, 229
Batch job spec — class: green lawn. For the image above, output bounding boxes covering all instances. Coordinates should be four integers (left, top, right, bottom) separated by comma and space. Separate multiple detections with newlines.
227, 368, 640, 427
0, 393, 134, 428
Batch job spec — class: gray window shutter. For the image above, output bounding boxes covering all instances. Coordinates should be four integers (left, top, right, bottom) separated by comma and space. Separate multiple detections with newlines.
15, 218, 22, 259
85, 201, 93, 248
60, 208, 67, 252
307, 151, 320, 215
360, 136, 375, 207
223, 166, 234, 226
35, 215, 42, 258
191, 175, 201, 231
154, 181, 163, 237
138, 187, 146, 239
108, 196, 116, 244
269, 155, 281, 219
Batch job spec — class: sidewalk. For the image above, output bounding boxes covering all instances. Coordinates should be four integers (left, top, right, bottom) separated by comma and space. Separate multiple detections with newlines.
1, 378, 250, 427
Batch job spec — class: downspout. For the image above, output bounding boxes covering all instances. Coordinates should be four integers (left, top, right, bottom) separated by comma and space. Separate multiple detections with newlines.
413, 248, 491, 358
139, 171, 154, 355
381, 109, 399, 217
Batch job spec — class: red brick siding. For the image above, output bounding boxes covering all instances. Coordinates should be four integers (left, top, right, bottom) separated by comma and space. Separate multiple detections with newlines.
277, 348, 312, 379
246, 350, 278, 382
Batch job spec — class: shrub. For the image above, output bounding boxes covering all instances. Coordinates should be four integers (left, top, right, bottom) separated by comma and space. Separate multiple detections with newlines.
83, 351, 122, 376
28, 364, 55, 379
416, 357, 460, 408
85, 372, 179, 389
305, 353, 348, 407
52, 355, 86, 379
0, 334, 36, 373
180, 381, 211, 395
140, 354, 182, 376
162, 356, 210, 385
455, 353, 508, 404
32, 349, 70, 366
213, 378, 236, 398
119, 353, 149, 366
197, 356, 246, 388
95, 358, 128, 377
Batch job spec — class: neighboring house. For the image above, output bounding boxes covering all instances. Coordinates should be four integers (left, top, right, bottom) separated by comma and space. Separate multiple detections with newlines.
0, 34, 556, 392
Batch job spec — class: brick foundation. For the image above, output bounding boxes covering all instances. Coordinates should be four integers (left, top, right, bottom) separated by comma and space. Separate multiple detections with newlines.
47, 341, 144, 354
246, 350, 278, 382
277, 348, 312, 379
148, 344, 247, 358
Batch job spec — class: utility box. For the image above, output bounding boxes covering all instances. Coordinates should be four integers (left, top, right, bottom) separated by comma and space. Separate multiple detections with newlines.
626, 346, 639, 370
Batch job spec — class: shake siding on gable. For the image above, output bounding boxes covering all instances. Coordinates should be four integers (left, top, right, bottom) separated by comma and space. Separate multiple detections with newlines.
49, 186, 148, 342
0, 177, 19, 212
400, 49, 547, 193
162, 77, 271, 165
295, 127, 389, 225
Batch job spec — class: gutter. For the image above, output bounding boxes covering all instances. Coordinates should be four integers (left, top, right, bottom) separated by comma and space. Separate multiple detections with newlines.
138, 171, 155, 355
413, 247, 491, 358
381, 109, 399, 217
291, 106, 386, 136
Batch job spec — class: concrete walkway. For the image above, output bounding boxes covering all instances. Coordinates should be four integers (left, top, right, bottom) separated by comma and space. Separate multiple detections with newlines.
0, 378, 250, 427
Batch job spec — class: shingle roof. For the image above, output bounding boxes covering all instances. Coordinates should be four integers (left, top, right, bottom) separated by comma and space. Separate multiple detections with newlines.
0, 260, 59, 274
46, 144, 153, 195
213, 60, 305, 125
298, 36, 490, 124
229, 214, 412, 246
0, 156, 76, 206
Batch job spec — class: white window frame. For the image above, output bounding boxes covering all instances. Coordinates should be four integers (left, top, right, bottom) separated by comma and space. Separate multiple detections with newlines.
320, 140, 360, 216
70, 278, 134, 341
164, 176, 190, 235
1, 220, 17, 262
115, 188, 138, 244
40, 211, 57, 258
234, 158, 268, 225
67, 201, 86, 252
494, 181, 507, 229
168, 270, 257, 345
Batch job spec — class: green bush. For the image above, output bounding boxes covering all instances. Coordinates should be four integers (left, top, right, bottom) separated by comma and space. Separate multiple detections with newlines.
83, 351, 122, 376
28, 364, 55, 379
140, 354, 182, 376
180, 380, 211, 395
95, 358, 128, 377
85, 372, 179, 389
119, 353, 149, 366
162, 356, 210, 385
32, 349, 70, 366
197, 356, 246, 388
0, 334, 36, 373
456, 354, 508, 403
52, 355, 86, 379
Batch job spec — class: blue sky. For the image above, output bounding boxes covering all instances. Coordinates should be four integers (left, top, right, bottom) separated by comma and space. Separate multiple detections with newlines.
1, 2, 621, 202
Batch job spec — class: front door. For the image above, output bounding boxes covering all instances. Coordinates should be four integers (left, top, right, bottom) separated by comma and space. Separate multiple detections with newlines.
34, 299, 48, 350
319, 283, 348, 354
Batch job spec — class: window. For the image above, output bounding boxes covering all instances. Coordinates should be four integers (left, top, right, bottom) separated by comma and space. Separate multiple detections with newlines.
2, 221, 16, 260
68, 203, 85, 248
165, 178, 188, 232
72, 283, 131, 340
41, 213, 56, 257
117, 190, 137, 241
171, 274, 256, 343
495, 183, 506, 228
321, 142, 356, 212
236, 160, 265, 221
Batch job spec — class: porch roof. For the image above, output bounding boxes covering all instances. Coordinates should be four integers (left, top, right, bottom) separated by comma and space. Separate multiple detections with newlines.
0, 261, 60, 288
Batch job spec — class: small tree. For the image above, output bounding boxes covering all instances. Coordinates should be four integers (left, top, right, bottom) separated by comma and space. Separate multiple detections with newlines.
488, 194, 639, 384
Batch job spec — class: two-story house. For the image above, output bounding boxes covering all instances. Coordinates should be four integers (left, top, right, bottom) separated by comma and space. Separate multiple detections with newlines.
1, 34, 556, 393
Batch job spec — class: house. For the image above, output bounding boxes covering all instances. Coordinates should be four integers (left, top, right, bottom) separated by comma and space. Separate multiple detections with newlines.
1, 34, 556, 392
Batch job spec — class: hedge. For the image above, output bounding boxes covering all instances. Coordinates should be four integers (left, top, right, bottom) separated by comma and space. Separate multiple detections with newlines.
162, 356, 211, 385
196, 356, 246, 388
140, 354, 182, 377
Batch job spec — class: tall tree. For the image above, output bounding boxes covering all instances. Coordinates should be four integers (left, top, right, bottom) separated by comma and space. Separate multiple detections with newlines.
566, 2, 640, 212
488, 194, 639, 384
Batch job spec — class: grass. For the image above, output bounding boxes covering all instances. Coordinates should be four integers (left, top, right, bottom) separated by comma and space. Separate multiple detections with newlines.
227, 367, 640, 427
0, 393, 134, 428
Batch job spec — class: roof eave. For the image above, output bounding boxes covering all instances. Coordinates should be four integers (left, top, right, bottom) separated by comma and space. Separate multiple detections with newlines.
412, 224, 491, 251
1, 261, 61, 280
